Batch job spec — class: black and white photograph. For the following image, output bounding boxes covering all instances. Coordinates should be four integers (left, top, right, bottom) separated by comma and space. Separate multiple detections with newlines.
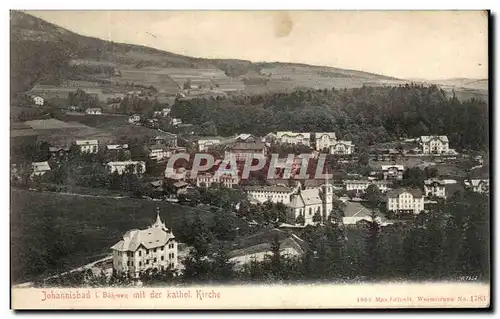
9, 10, 490, 309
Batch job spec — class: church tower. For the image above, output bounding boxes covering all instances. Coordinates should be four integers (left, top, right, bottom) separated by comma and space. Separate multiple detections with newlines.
322, 171, 333, 221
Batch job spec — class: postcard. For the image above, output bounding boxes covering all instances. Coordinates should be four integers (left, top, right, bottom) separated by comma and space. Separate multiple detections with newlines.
10, 10, 490, 310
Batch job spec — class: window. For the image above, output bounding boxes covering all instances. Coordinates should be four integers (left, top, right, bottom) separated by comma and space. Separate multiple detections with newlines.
146, 249, 149, 255
161, 246, 164, 251
138, 251, 142, 257
139, 262, 142, 267
154, 258, 157, 263
154, 248, 157, 253
161, 256, 164, 261
146, 260, 149, 265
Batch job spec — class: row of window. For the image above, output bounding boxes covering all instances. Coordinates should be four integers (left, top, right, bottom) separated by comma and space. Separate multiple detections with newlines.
125, 244, 176, 257
126, 253, 176, 267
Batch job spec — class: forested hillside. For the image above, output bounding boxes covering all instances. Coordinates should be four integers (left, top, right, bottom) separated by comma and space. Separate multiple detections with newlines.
170, 84, 489, 151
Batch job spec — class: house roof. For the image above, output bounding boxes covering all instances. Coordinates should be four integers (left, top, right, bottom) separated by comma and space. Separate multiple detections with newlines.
277, 131, 311, 139
381, 165, 404, 171
76, 140, 98, 146
32, 161, 50, 172
86, 108, 102, 112
49, 146, 70, 152
245, 185, 294, 193
106, 144, 129, 150
229, 142, 266, 151
111, 214, 175, 252
107, 161, 145, 167
465, 179, 490, 187
236, 134, 255, 141
420, 135, 449, 143
333, 140, 353, 146
150, 180, 163, 187
387, 188, 423, 198
315, 132, 337, 139
228, 229, 308, 259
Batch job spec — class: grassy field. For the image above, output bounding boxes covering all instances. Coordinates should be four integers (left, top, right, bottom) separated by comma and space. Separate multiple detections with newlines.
10, 188, 219, 284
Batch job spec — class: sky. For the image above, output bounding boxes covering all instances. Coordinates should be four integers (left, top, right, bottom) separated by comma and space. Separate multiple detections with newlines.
27, 10, 488, 80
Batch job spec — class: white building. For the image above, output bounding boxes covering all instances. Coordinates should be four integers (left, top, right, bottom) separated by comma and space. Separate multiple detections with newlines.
149, 148, 172, 162
315, 132, 337, 151
31, 161, 51, 177
344, 179, 389, 193
198, 139, 221, 152
276, 131, 311, 146
386, 188, 425, 215
464, 179, 490, 194
106, 161, 146, 175
128, 114, 141, 124
32, 95, 44, 106
111, 210, 178, 278
85, 108, 102, 115
381, 165, 404, 180
196, 172, 240, 188
418, 136, 450, 154
424, 179, 457, 198
330, 141, 354, 155
246, 185, 299, 205
106, 144, 129, 151
76, 140, 99, 154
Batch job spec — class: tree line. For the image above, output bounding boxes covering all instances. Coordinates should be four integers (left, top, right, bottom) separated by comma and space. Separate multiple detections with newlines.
170, 84, 488, 150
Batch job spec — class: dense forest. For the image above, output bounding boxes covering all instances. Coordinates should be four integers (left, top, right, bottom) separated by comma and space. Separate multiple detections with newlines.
170, 84, 489, 151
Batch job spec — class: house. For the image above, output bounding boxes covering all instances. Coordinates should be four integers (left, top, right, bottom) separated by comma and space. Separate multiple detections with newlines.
246, 185, 298, 205
342, 201, 393, 226
386, 188, 425, 215
424, 179, 457, 198
76, 140, 99, 154
31, 161, 51, 177
381, 165, 404, 180
464, 179, 490, 194
171, 118, 182, 126
225, 142, 267, 161
128, 114, 141, 124
196, 172, 240, 188
330, 141, 354, 155
149, 148, 172, 162
198, 139, 221, 152
150, 134, 177, 148
418, 136, 449, 154
85, 108, 102, 115
276, 131, 311, 146
32, 95, 44, 106
314, 132, 337, 152
228, 229, 309, 269
49, 146, 70, 159
262, 132, 278, 144
106, 161, 146, 175
162, 108, 171, 117
235, 134, 257, 143
111, 209, 178, 278
344, 179, 389, 193
106, 144, 129, 151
